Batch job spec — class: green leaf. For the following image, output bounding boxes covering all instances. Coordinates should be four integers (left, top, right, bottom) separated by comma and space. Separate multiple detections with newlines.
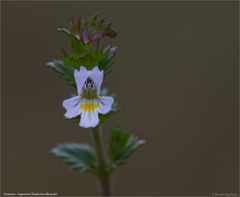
57, 27, 72, 37
46, 60, 76, 87
108, 126, 145, 171
98, 110, 115, 125
70, 37, 93, 57
54, 16, 117, 74
99, 46, 117, 76
58, 27, 94, 62
51, 143, 97, 174
85, 15, 117, 38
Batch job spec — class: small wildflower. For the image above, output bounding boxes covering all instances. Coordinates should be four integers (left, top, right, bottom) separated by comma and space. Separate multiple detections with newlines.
63, 66, 114, 128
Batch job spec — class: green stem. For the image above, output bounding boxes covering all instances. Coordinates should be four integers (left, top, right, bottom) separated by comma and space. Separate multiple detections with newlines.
92, 126, 112, 196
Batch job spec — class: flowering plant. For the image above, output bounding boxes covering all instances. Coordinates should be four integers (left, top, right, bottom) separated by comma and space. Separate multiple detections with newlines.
47, 14, 145, 196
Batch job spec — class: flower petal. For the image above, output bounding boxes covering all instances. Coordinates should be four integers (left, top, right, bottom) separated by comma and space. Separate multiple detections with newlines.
80, 110, 99, 128
74, 67, 89, 94
89, 66, 103, 95
62, 96, 81, 118
98, 96, 114, 114
63, 96, 80, 108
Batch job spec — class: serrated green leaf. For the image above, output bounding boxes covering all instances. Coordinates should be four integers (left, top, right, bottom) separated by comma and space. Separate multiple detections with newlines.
46, 60, 76, 87
98, 110, 115, 125
57, 27, 72, 37
53, 15, 117, 74
108, 126, 145, 171
62, 54, 78, 69
51, 143, 97, 174
83, 15, 117, 39
98, 46, 117, 76
70, 37, 93, 56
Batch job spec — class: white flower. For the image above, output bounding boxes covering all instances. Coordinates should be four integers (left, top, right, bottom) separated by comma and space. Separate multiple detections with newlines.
62, 66, 114, 128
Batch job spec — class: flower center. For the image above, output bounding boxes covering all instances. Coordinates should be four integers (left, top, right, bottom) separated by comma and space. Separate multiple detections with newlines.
81, 77, 99, 99
80, 102, 99, 112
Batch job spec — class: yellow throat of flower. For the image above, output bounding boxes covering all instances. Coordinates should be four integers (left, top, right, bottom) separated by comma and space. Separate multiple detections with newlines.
80, 102, 99, 112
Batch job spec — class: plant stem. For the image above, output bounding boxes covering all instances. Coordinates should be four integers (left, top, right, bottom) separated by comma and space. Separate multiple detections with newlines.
92, 126, 112, 196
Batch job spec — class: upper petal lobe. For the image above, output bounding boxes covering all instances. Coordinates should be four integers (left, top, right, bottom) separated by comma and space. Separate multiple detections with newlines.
74, 67, 89, 94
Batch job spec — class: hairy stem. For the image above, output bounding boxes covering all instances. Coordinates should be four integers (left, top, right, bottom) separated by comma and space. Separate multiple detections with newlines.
92, 126, 112, 196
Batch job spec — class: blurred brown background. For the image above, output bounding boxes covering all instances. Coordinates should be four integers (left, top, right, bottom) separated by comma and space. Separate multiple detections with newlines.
1, 1, 239, 196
